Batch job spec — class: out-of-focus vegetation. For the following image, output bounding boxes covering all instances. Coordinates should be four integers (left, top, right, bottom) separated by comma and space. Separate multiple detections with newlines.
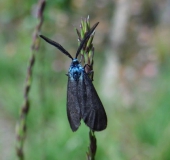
0, 0, 170, 160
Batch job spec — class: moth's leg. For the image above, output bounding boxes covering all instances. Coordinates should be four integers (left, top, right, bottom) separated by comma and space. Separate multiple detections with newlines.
83, 64, 91, 69
84, 64, 94, 81
84, 64, 93, 74
86, 70, 94, 75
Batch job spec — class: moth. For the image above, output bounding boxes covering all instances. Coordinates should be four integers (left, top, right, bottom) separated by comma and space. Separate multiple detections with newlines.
40, 22, 107, 131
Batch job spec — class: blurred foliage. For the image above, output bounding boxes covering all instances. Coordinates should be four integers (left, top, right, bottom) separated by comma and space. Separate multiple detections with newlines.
0, 0, 170, 160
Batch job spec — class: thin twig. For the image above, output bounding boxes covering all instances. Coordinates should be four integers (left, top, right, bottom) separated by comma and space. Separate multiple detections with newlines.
15, 1, 46, 160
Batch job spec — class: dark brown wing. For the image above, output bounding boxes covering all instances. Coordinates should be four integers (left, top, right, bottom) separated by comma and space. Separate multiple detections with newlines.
81, 73, 107, 131
67, 77, 81, 131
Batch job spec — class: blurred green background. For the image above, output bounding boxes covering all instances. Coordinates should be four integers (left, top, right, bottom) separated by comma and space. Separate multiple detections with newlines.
0, 0, 170, 160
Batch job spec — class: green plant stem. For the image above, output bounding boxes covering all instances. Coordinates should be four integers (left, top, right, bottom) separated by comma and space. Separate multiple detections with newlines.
15, 1, 46, 159
87, 130, 97, 160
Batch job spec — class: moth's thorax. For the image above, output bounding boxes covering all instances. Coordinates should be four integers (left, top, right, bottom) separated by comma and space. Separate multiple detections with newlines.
69, 59, 84, 81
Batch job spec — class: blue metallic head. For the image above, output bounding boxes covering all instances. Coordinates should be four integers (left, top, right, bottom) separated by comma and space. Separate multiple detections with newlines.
69, 59, 84, 81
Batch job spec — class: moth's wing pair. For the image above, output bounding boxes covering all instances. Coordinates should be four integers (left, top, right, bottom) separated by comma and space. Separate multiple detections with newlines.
67, 72, 107, 132
81, 73, 107, 131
